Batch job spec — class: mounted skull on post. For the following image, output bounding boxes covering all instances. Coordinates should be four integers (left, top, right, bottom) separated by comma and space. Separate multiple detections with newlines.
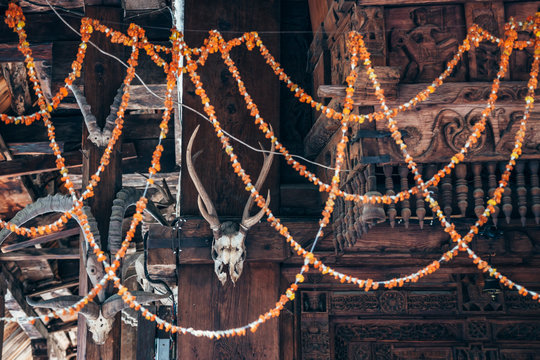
0, 192, 169, 345
186, 125, 274, 285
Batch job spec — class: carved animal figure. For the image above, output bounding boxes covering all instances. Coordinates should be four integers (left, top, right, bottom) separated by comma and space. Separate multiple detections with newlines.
186, 125, 274, 285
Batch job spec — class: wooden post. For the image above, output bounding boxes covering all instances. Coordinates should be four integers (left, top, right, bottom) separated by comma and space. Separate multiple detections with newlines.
77, 5, 124, 360
0, 280, 5, 360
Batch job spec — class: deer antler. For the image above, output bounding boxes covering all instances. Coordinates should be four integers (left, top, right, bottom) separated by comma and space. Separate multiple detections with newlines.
186, 125, 221, 231
240, 130, 275, 231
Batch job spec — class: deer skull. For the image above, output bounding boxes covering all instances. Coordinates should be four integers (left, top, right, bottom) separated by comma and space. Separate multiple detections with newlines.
186, 125, 274, 285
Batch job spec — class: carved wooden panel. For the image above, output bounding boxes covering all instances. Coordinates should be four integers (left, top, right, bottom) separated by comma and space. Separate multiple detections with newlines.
457, 274, 504, 313
330, 290, 457, 316
465, 2, 505, 81
386, 5, 467, 82
506, 2, 540, 81
330, 5, 386, 85
379, 106, 540, 162
301, 319, 331, 360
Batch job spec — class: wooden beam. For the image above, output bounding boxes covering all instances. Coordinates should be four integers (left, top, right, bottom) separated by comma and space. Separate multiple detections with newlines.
317, 81, 537, 106
25, 278, 79, 298
47, 320, 78, 334
0, 43, 52, 62
78, 5, 124, 360
7, 142, 64, 156
147, 219, 327, 280
0, 248, 79, 261
0, 263, 48, 339
2, 227, 80, 253
0, 143, 137, 178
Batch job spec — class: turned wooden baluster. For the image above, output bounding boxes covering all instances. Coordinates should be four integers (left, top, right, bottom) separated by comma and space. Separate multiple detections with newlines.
426, 164, 439, 217
358, 171, 368, 233
472, 163, 485, 219
530, 160, 540, 225
345, 183, 356, 247
456, 163, 468, 217
516, 161, 527, 227
499, 162, 513, 224
399, 165, 411, 228
441, 166, 453, 218
383, 165, 397, 228
351, 175, 363, 238
487, 162, 500, 227
415, 164, 426, 229
333, 196, 344, 252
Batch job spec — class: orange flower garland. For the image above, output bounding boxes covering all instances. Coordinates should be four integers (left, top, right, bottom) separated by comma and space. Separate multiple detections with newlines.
1, 3, 540, 339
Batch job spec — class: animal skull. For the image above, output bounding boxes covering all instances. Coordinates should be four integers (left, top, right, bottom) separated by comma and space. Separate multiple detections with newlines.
211, 222, 246, 285
186, 125, 274, 285
86, 313, 115, 345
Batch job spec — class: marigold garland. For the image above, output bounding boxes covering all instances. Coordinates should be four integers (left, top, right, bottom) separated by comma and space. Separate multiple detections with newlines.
0, 3, 539, 339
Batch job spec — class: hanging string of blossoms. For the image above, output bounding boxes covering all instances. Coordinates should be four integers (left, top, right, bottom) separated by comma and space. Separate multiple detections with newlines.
1, 1, 540, 333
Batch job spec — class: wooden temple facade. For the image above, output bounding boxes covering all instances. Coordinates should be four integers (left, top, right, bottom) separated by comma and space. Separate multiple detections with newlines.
0, 0, 539, 359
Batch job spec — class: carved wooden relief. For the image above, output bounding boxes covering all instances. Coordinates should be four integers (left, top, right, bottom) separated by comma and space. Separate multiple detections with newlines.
301, 319, 331, 360
335, 322, 460, 342
386, 5, 466, 82
465, 2, 505, 81
506, 2, 540, 81
302, 291, 328, 313
457, 274, 504, 313
494, 322, 540, 341
454, 345, 499, 360
351, 6, 385, 66
330, 6, 385, 85
379, 106, 540, 163
330, 290, 457, 315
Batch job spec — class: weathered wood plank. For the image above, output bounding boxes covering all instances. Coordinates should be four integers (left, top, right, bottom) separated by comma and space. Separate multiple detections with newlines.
318, 81, 538, 105
0, 263, 48, 339
0, 248, 79, 261
0, 43, 52, 62
25, 278, 79, 297
0, 143, 136, 178
7, 142, 64, 155
2, 227, 80, 253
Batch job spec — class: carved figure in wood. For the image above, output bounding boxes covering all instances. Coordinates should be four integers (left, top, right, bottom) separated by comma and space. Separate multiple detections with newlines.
473, 9, 501, 80
390, 7, 459, 82
186, 125, 274, 285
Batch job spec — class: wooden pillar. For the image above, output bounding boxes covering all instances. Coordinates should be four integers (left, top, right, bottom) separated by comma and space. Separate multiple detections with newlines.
77, 5, 124, 360
178, 263, 280, 359
0, 280, 4, 360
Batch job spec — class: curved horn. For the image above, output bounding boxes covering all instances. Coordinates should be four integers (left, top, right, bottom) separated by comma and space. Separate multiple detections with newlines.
0, 194, 102, 249
186, 125, 221, 230
101, 291, 169, 319
241, 132, 275, 230
26, 296, 100, 320
108, 187, 169, 253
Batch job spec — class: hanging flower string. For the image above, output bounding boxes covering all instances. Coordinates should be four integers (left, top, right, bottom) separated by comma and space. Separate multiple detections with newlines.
1, 3, 540, 337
